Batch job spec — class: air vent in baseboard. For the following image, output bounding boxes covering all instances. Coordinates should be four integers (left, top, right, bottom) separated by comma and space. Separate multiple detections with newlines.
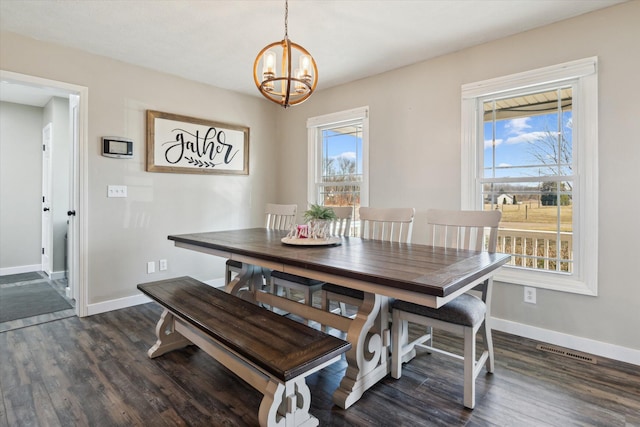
536, 344, 597, 364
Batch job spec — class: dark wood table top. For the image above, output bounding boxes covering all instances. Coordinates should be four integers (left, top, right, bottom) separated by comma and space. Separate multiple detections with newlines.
168, 228, 511, 299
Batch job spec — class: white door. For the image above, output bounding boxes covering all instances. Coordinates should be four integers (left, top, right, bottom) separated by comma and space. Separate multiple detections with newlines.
67, 95, 79, 302
41, 123, 53, 276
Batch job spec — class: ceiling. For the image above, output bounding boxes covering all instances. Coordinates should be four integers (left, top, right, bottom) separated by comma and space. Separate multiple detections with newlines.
0, 0, 624, 106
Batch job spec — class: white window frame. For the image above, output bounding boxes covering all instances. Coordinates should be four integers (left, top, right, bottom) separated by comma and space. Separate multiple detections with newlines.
461, 57, 598, 295
307, 106, 369, 209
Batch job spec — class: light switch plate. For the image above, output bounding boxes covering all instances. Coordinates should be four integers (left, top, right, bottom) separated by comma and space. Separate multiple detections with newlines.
107, 185, 127, 198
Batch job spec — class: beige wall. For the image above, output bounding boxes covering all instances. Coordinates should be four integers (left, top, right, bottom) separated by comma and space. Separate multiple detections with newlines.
0, 102, 43, 270
1, 1, 638, 357
275, 1, 640, 353
0, 31, 280, 304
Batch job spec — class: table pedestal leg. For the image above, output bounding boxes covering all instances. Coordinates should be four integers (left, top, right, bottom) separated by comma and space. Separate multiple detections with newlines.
333, 293, 390, 409
225, 264, 265, 302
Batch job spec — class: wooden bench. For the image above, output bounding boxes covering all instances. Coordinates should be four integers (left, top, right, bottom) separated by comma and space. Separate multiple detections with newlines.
137, 276, 351, 427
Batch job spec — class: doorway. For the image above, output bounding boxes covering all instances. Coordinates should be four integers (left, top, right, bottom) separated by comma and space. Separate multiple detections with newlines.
0, 70, 88, 317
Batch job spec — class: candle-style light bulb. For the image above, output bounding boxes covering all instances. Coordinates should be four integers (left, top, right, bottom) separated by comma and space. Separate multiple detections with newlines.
294, 68, 305, 93
299, 55, 310, 77
263, 51, 276, 75
262, 50, 276, 92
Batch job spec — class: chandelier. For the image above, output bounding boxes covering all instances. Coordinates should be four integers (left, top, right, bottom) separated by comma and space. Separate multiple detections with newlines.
253, 0, 318, 108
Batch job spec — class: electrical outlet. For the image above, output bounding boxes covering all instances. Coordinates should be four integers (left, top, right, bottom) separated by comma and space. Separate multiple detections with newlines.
107, 185, 127, 198
147, 261, 156, 274
524, 286, 536, 304
159, 259, 168, 271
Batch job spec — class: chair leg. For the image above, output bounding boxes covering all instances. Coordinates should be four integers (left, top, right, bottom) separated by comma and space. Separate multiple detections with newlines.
225, 266, 231, 286
480, 321, 494, 373
463, 326, 476, 409
338, 301, 347, 315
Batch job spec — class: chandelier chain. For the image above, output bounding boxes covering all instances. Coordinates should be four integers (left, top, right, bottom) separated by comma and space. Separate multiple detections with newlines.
284, 0, 289, 38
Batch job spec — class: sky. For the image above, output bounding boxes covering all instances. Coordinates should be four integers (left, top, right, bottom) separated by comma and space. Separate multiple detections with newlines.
483, 112, 572, 180
322, 129, 363, 176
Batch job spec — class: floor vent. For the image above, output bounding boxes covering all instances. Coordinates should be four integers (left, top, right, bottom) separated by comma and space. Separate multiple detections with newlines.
536, 344, 597, 364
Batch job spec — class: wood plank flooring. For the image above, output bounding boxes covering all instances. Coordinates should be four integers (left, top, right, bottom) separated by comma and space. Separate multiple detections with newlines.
0, 302, 638, 426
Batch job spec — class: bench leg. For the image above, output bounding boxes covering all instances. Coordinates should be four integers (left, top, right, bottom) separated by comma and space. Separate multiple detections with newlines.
259, 378, 318, 427
147, 309, 192, 358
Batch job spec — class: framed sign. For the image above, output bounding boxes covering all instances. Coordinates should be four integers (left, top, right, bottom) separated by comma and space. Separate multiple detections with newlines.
146, 110, 249, 175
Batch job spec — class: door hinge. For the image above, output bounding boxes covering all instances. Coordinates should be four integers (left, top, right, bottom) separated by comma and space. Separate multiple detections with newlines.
43, 196, 45, 203
43, 144, 46, 151
42, 248, 45, 255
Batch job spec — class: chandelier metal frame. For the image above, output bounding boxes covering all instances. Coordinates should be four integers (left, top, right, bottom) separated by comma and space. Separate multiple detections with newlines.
253, 0, 318, 108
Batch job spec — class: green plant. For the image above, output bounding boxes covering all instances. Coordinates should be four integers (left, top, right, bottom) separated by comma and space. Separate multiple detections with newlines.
303, 204, 337, 222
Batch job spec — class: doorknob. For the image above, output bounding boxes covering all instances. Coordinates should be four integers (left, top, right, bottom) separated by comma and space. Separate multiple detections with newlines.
67, 210, 76, 216
43, 207, 50, 212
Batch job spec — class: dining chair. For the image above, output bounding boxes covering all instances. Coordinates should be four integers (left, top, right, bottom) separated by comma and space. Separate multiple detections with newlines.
225, 203, 298, 286
321, 207, 415, 317
390, 209, 502, 409
269, 206, 353, 312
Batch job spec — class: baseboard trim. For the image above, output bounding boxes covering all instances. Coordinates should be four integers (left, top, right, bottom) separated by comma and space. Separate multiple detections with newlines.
86, 277, 225, 316
84, 283, 639, 366
87, 293, 152, 316
491, 317, 640, 366
0, 264, 41, 276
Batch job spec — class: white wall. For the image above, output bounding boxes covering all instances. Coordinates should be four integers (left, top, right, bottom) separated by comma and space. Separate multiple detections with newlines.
275, 2, 640, 356
0, 31, 280, 305
0, 101, 43, 271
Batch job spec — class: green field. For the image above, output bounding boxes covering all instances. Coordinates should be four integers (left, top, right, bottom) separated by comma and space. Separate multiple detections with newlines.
488, 203, 572, 232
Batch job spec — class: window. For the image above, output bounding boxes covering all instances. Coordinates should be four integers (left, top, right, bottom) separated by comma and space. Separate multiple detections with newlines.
307, 107, 369, 234
461, 58, 598, 295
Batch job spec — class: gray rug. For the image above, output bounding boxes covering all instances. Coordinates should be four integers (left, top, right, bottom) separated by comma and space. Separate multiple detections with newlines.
0, 271, 43, 285
0, 281, 72, 322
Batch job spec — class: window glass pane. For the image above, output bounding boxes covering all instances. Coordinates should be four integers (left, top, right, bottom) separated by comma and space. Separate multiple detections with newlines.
482, 88, 572, 179
321, 125, 362, 182
320, 124, 362, 209
483, 181, 573, 273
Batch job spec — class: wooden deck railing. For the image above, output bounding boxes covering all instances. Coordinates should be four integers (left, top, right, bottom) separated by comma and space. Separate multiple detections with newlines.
497, 228, 573, 273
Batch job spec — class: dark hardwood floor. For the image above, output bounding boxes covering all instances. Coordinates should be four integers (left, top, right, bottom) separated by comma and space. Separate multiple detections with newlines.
0, 302, 638, 426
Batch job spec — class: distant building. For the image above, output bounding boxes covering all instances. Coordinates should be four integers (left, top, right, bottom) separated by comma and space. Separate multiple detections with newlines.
497, 194, 514, 205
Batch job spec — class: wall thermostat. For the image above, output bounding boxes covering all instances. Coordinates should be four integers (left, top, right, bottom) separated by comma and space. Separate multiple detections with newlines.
102, 136, 133, 158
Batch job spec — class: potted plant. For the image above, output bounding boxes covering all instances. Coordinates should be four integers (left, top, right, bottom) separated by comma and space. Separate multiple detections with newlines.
303, 204, 338, 222
303, 204, 337, 238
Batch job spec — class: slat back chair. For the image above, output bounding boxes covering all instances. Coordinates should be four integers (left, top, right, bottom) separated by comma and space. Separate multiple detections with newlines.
391, 209, 501, 409
270, 206, 353, 317
426, 209, 499, 252
326, 206, 353, 237
264, 203, 298, 230
225, 203, 298, 286
321, 207, 416, 319
359, 207, 415, 242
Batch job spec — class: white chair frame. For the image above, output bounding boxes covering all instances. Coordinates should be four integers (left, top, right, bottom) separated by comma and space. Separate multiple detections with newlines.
391, 209, 501, 409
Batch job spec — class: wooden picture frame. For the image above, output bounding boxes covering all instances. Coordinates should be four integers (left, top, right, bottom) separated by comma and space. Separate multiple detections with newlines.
146, 110, 249, 175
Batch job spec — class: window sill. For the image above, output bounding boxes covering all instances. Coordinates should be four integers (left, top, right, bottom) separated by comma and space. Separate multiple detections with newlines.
495, 265, 597, 296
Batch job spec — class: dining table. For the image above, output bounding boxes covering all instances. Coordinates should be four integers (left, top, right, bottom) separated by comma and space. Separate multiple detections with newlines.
168, 227, 511, 409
